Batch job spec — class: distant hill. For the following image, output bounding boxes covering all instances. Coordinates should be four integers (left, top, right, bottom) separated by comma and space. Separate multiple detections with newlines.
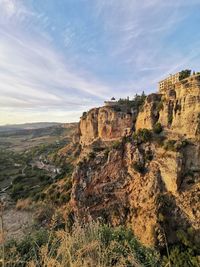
0, 122, 62, 132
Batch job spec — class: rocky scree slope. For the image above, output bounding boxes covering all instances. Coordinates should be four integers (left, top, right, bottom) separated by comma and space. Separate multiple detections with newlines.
67, 78, 200, 248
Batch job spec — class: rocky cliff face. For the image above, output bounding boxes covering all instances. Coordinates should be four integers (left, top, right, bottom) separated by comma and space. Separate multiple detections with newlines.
68, 80, 200, 248
136, 75, 200, 138
79, 106, 137, 145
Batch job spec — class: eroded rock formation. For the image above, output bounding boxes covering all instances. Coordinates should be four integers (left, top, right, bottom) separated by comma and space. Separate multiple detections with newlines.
68, 76, 200, 247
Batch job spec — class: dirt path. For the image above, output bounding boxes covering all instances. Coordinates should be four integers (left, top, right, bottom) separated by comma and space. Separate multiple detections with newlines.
3, 205, 34, 241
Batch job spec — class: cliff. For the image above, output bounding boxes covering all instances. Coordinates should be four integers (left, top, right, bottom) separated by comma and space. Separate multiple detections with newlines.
79, 105, 137, 145
66, 78, 200, 248
136, 75, 200, 138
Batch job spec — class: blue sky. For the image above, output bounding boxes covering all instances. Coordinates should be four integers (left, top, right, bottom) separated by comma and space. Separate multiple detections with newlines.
0, 0, 200, 125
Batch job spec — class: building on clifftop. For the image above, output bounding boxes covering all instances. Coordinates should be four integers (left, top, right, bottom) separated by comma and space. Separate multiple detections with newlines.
158, 72, 181, 93
158, 70, 200, 96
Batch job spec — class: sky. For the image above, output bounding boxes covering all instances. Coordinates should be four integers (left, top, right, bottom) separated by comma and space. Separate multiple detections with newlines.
0, 0, 200, 125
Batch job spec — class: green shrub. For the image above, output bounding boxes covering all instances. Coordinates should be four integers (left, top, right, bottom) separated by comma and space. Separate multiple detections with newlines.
164, 140, 176, 151
179, 69, 191, 81
175, 139, 189, 150
168, 114, 173, 124
157, 101, 164, 111
133, 128, 152, 143
112, 140, 122, 149
4, 229, 49, 265
60, 192, 71, 204
132, 161, 145, 173
104, 148, 110, 158
63, 178, 72, 191
145, 150, 153, 161
162, 228, 200, 266
82, 111, 87, 119
4, 222, 161, 267
162, 245, 200, 267
92, 146, 105, 152
97, 224, 160, 266
88, 151, 96, 159
153, 122, 163, 134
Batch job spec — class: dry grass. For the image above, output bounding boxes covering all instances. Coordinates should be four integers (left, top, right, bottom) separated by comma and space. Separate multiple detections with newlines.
16, 198, 32, 211
26, 221, 142, 267
3, 218, 160, 266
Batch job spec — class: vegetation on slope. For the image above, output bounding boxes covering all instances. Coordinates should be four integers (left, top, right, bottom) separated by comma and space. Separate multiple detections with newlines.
4, 221, 160, 267
3, 219, 200, 267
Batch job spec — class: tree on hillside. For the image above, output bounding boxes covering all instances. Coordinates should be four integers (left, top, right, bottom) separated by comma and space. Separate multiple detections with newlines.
179, 69, 191, 80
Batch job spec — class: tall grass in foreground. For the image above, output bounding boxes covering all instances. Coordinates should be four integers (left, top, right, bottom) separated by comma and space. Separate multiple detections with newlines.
4, 220, 160, 267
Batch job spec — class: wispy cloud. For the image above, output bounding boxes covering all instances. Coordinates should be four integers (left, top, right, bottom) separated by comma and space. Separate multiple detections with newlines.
0, 0, 200, 124
0, 27, 110, 108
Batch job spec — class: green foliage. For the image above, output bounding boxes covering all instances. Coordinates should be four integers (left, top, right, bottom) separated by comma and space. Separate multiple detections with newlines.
176, 139, 189, 150
163, 139, 176, 151
4, 228, 49, 266
55, 162, 73, 180
153, 122, 163, 134
162, 245, 200, 267
162, 228, 200, 266
89, 151, 96, 159
4, 222, 160, 266
168, 114, 173, 124
112, 105, 122, 112
99, 225, 160, 266
5, 221, 200, 267
157, 100, 164, 111
132, 161, 145, 173
158, 213, 165, 222
59, 193, 71, 204
10, 166, 52, 201
63, 178, 72, 191
145, 150, 153, 161
133, 128, 152, 143
82, 111, 87, 119
112, 140, 122, 150
179, 69, 191, 81
104, 147, 110, 158
156, 193, 173, 208
92, 145, 106, 152
117, 92, 146, 111
163, 139, 189, 152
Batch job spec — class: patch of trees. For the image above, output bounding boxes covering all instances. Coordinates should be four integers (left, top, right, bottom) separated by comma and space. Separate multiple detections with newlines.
179, 69, 191, 81
117, 91, 146, 110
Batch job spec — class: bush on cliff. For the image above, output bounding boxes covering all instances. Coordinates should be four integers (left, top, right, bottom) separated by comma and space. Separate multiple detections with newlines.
163, 139, 176, 151
132, 161, 145, 173
133, 128, 152, 143
112, 140, 122, 150
4, 220, 200, 267
153, 122, 163, 134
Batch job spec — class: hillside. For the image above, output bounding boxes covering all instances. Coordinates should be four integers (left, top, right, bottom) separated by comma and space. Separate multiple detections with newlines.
2, 74, 200, 266
68, 74, 200, 250
0, 122, 61, 132
0, 123, 78, 242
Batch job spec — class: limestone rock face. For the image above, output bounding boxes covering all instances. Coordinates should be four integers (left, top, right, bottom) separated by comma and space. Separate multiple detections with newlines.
135, 76, 200, 138
98, 107, 134, 141
68, 80, 200, 247
159, 94, 200, 138
79, 106, 136, 145
79, 108, 99, 145
71, 140, 200, 246
135, 93, 161, 131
